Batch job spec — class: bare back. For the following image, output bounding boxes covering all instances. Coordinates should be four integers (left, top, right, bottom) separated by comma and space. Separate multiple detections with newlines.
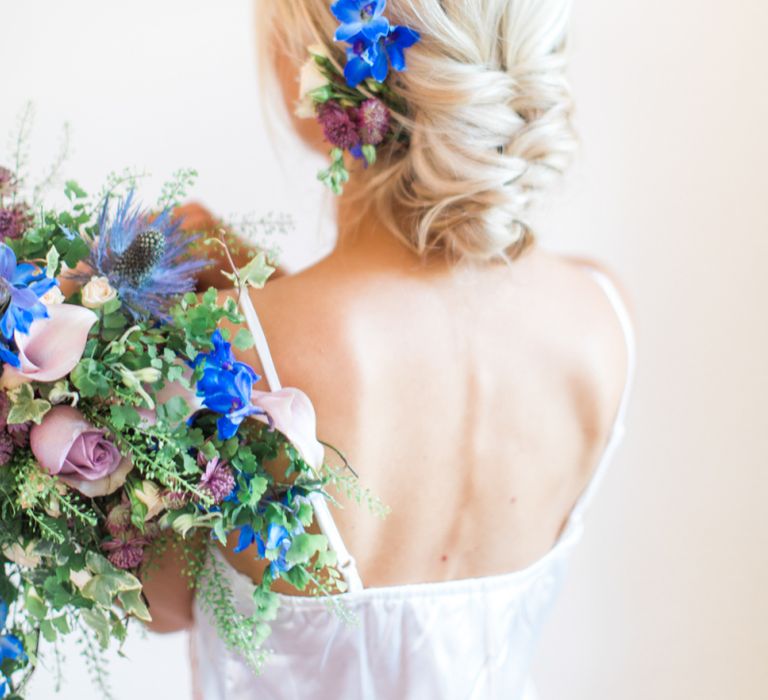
222, 243, 630, 590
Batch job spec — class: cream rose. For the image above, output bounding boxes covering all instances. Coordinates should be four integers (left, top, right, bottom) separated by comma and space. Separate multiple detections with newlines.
81, 276, 117, 309
40, 286, 65, 305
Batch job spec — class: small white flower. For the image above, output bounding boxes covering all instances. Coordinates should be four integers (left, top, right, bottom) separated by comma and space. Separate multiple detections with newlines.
2, 540, 42, 568
296, 53, 330, 119
40, 286, 65, 305
81, 276, 117, 309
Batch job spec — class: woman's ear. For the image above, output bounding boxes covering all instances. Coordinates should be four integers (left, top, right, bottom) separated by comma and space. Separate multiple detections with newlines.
273, 49, 328, 155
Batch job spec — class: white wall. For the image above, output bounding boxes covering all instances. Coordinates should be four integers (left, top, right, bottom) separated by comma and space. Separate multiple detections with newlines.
2, 1, 766, 699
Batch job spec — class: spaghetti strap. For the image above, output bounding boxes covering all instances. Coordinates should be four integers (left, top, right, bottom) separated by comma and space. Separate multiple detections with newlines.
569, 265, 637, 519
237, 292, 364, 592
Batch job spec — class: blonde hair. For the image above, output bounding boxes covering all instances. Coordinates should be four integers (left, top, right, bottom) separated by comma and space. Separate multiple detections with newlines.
261, 0, 577, 263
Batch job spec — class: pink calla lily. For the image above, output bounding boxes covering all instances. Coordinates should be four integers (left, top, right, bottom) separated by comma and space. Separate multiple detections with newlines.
2, 303, 97, 385
251, 388, 325, 471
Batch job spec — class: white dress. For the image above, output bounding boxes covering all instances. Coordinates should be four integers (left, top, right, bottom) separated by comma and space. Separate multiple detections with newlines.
190, 266, 636, 699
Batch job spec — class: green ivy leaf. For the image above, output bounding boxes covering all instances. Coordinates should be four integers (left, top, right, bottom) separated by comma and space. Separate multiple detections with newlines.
118, 589, 152, 623
40, 619, 58, 643
24, 587, 48, 620
81, 608, 111, 649
222, 252, 275, 290
286, 533, 328, 567
8, 384, 51, 425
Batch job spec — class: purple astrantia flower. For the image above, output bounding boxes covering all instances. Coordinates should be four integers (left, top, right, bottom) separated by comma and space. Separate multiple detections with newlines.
357, 98, 391, 145
78, 190, 209, 321
383, 25, 421, 72
6, 422, 29, 448
331, 0, 389, 43
194, 330, 266, 440
317, 102, 361, 150
0, 599, 26, 698
0, 244, 57, 367
0, 204, 32, 241
105, 499, 132, 537
344, 34, 388, 87
101, 529, 150, 570
198, 457, 236, 504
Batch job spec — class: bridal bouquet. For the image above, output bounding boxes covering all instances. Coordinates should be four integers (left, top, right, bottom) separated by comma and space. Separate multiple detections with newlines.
0, 161, 364, 698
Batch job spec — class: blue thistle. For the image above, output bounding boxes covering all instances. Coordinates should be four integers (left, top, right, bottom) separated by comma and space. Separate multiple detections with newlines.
82, 191, 209, 320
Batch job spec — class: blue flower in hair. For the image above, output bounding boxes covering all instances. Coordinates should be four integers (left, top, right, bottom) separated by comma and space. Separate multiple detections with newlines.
331, 0, 390, 43
384, 25, 421, 72
344, 34, 388, 87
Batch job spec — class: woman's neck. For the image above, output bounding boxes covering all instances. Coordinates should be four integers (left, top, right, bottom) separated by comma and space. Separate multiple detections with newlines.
329, 187, 450, 274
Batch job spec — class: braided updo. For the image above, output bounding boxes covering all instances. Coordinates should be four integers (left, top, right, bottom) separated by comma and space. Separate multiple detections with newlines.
262, 0, 577, 263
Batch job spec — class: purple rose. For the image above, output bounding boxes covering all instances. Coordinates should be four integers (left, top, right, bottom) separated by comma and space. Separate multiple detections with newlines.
30, 406, 133, 497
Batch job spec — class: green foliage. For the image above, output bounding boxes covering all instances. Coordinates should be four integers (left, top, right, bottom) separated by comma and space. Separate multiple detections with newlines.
318, 148, 350, 195
7, 384, 51, 425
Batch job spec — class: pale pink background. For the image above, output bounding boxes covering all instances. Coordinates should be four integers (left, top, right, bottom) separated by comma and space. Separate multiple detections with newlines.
1, 1, 766, 698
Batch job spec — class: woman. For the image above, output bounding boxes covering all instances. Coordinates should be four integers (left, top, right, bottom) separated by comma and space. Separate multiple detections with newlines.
143, 1, 635, 698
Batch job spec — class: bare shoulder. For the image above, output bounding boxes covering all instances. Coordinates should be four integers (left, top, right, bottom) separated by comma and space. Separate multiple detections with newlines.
230, 260, 360, 400
539, 250, 634, 427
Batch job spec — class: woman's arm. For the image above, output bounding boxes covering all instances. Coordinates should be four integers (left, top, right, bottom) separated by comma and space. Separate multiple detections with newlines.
175, 203, 286, 290
140, 533, 202, 634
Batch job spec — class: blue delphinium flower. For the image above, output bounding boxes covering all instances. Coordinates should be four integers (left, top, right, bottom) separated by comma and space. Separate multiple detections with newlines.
0, 599, 26, 698
331, 0, 389, 43
82, 190, 209, 320
344, 34, 388, 87
0, 244, 57, 367
332, 1, 421, 88
194, 330, 265, 440
383, 25, 421, 72
234, 522, 302, 578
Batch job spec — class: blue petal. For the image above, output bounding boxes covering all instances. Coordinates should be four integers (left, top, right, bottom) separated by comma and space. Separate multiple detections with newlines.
344, 55, 373, 87
0, 634, 24, 663
386, 27, 420, 71
216, 416, 240, 441
265, 524, 290, 550
370, 44, 390, 82
0, 246, 16, 281
335, 22, 364, 42
9, 287, 39, 311
0, 602, 7, 630
30, 277, 58, 298
361, 16, 390, 42
233, 525, 256, 553
330, 0, 362, 24
0, 343, 20, 368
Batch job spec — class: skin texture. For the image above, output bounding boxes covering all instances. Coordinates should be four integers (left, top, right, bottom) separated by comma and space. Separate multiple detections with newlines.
140, 49, 634, 634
